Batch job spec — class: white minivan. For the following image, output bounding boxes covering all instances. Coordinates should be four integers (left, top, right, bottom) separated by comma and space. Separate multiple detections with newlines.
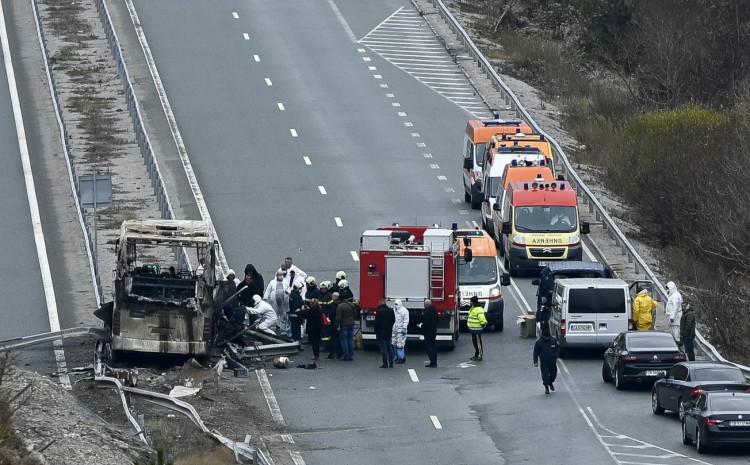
549, 278, 631, 353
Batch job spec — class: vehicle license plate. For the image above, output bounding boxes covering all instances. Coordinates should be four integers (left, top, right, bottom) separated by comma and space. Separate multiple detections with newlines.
537, 261, 549, 268
730, 421, 750, 426
569, 323, 593, 332
645, 370, 666, 377
460, 314, 468, 321
365, 315, 375, 321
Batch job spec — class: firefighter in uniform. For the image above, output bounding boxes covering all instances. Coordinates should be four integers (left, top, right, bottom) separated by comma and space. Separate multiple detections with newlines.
467, 296, 487, 361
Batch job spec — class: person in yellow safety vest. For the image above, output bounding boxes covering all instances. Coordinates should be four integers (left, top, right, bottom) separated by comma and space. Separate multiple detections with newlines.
633, 289, 657, 330
467, 296, 487, 361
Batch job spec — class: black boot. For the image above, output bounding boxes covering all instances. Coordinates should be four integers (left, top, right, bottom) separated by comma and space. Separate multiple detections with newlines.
544, 385, 550, 395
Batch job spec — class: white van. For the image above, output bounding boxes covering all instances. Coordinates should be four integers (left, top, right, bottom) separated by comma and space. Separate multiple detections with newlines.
549, 278, 631, 352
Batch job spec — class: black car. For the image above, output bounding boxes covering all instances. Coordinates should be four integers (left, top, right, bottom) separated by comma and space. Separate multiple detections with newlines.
602, 331, 686, 390
652, 361, 748, 420
683, 391, 750, 453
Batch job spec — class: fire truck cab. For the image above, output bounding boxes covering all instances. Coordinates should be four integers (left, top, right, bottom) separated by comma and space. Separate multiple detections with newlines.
359, 226, 460, 350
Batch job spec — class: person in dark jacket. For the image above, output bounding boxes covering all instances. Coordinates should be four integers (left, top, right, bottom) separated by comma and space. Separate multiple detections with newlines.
680, 304, 696, 361
537, 267, 554, 311
374, 300, 395, 368
237, 264, 264, 308
288, 281, 305, 341
335, 294, 357, 361
422, 299, 438, 368
300, 299, 323, 361
535, 297, 552, 335
336, 279, 354, 302
320, 284, 341, 359
304, 276, 322, 303
533, 325, 560, 394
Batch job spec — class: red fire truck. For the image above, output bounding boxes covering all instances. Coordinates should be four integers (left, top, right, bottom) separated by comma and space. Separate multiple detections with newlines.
359, 226, 460, 350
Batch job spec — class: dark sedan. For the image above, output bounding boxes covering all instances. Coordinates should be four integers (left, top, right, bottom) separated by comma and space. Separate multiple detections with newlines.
652, 361, 749, 420
683, 391, 750, 453
602, 331, 686, 390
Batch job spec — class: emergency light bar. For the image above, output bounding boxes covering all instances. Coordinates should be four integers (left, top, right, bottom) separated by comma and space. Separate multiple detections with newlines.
482, 119, 524, 127
497, 147, 542, 154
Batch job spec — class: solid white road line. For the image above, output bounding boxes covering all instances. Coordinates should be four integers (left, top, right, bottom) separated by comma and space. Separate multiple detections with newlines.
1, 0, 70, 389
265, 78, 273, 86
232, 11, 239, 18
471, 221, 480, 229
334, 217, 343, 227
253, 54, 260, 62
350, 251, 359, 261
318, 186, 327, 195
430, 416, 443, 430
277, 102, 285, 111
303, 156, 311, 165
257, 369, 285, 424
360, 6, 404, 38
290, 128, 298, 137
243, 33, 250, 40
408, 368, 419, 383
327, 0, 357, 42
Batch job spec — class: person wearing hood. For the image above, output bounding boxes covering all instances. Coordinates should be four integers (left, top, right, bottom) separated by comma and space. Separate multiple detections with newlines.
215, 269, 239, 320
265, 269, 291, 337
633, 288, 657, 330
247, 295, 278, 335
680, 304, 696, 361
288, 281, 305, 341
392, 299, 409, 364
666, 281, 683, 343
533, 324, 560, 394
374, 299, 395, 368
535, 296, 552, 336
237, 264, 264, 308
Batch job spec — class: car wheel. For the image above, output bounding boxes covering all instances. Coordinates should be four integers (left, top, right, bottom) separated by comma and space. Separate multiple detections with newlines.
696, 427, 707, 454
682, 419, 693, 445
678, 398, 686, 421
470, 192, 481, 210
602, 360, 613, 383
504, 257, 516, 277
651, 389, 664, 414
614, 366, 625, 390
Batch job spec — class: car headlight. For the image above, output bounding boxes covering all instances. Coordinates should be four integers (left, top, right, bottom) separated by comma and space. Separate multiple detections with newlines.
568, 234, 580, 245
512, 235, 526, 245
489, 284, 502, 298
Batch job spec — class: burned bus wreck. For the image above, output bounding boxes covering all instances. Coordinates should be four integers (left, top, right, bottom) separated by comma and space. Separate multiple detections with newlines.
96, 220, 218, 359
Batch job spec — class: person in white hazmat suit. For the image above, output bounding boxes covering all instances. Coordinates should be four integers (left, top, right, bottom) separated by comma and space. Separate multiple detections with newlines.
392, 299, 409, 364
666, 281, 683, 343
247, 295, 278, 335
265, 269, 291, 337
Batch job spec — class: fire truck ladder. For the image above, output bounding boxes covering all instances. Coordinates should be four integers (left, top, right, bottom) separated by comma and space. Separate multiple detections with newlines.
430, 249, 445, 301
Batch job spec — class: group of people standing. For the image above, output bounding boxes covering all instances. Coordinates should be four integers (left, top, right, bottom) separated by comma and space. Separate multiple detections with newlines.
631, 281, 695, 361
372, 299, 439, 368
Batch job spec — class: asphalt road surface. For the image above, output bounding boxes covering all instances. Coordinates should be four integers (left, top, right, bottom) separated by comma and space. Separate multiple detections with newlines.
127, 0, 750, 463
0, 43, 54, 369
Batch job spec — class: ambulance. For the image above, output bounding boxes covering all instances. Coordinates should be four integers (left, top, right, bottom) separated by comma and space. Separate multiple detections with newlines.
454, 229, 510, 331
493, 181, 590, 275
488, 133, 554, 167
462, 117, 533, 209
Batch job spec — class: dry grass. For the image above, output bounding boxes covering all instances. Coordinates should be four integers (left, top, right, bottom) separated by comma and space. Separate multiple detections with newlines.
174, 446, 235, 465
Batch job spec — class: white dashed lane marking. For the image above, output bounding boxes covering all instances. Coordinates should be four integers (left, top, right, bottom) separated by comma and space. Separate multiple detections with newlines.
350, 251, 359, 261
232, 11, 239, 19
334, 217, 343, 227
318, 186, 327, 195
303, 156, 311, 165
253, 54, 260, 62
360, 7, 489, 118
373, 74, 383, 79
408, 369, 419, 383
430, 416, 443, 430
398, 111, 407, 116
265, 78, 273, 86
290, 128, 298, 138
277, 102, 285, 111
437, 175, 447, 180
243, 33, 250, 40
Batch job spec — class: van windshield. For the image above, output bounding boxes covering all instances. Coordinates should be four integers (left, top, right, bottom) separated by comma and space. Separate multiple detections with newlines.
459, 257, 498, 285
568, 288, 625, 313
476, 143, 488, 167
514, 205, 577, 233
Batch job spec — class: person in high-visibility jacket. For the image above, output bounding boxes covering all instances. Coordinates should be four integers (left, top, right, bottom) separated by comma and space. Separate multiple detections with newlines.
467, 296, 487, 361
633, 289, 657, 330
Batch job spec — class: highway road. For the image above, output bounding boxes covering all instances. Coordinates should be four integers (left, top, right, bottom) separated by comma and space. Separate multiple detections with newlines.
0, 45, 54, 369
126, 0, 750, 463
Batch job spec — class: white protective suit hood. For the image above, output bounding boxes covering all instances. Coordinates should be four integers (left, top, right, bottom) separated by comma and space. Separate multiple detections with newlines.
667, 281, 676, 294
666, 282, 683, 323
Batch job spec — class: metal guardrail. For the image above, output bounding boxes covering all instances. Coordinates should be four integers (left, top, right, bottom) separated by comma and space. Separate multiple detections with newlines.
430, 0, 750, 375
29, 0, 103, 304
0, 327, 107, 352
